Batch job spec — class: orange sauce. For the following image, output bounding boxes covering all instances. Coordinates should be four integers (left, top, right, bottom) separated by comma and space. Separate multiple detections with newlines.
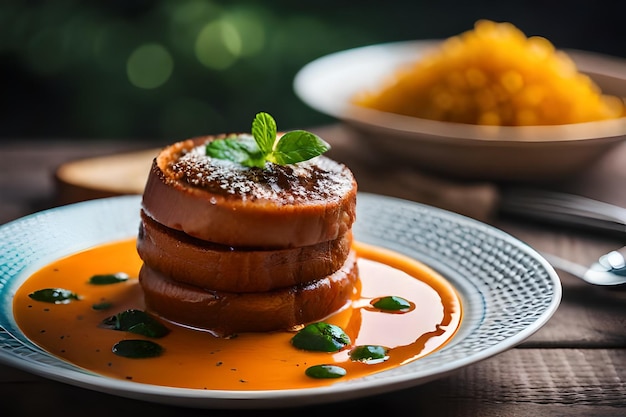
13, 239, 462, 390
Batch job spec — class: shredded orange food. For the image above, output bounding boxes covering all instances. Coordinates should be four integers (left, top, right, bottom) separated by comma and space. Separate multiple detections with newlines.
353, 20, 625, 126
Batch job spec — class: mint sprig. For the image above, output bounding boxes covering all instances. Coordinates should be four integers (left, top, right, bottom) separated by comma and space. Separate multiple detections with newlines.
205, 112, 330, 168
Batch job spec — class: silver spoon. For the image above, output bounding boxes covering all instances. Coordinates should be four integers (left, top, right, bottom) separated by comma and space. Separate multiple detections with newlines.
541, 246, 626, 286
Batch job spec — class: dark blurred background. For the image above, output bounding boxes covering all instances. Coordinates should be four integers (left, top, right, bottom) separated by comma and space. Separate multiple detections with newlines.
1, 0, 625, 141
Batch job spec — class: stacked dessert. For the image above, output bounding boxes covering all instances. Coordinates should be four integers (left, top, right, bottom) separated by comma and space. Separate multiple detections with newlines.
136, 115, 358, 336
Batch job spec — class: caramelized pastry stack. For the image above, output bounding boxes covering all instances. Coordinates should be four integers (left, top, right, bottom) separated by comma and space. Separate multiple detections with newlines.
136, 135, 358, 336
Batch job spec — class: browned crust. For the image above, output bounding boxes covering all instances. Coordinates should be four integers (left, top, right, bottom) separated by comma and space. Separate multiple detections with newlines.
136, 209, 353, 292
139, 251, 358, 335
141, 136, 357, 248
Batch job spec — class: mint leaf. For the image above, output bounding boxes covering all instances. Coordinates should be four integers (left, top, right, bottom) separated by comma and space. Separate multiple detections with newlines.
205, 112, 330, 167
100, 309, 170, 338
305, 364, 347, 379
251, 112, 277, 154
290, 322, 351, 352
29, 288, 80, 304
205, 136, 265, 168
268, 130, 331, 165
112, 340, 163, 359
88, 272, 129, 285
372, 295, 412, 312
349, 345, 389, 364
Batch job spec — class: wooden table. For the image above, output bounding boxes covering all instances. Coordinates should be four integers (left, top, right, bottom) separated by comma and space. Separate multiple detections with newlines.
1, 125, 625, 416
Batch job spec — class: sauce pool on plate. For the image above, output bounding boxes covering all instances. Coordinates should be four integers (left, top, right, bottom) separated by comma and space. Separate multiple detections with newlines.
13, 239, 462, 390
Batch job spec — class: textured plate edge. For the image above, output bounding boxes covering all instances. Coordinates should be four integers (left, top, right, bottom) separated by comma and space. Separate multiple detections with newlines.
0, 193, 562, 409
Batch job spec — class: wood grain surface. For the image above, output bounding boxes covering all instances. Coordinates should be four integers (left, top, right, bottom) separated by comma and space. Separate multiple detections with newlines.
1, 125, 625, 416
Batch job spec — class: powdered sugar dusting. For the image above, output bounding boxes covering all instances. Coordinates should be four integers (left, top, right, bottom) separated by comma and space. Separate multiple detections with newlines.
170, 144, 355, 204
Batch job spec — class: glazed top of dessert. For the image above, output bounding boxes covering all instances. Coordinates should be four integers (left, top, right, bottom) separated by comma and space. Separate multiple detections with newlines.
142, 113, 357, 247
144, 140, 357, 248
163, 135, 355, 205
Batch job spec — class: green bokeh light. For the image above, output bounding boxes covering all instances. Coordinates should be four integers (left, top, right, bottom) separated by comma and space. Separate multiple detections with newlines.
168, 0, 222, 58
0, 1, 412, 138
194, 19, 242, 70
225, 9, 266, 57
127, 43, 174, 89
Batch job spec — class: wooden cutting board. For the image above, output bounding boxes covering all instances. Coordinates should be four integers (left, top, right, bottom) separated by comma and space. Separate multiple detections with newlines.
55, 148, 161, 205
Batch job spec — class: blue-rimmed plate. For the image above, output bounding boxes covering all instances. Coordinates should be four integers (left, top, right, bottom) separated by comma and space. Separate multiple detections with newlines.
0, 193, 561, 409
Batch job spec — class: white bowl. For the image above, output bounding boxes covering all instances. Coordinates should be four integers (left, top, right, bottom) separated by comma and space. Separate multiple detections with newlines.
294, 40, 626, 182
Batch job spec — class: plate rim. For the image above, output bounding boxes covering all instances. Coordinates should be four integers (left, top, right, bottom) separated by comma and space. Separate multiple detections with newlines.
0, 194, 562, 409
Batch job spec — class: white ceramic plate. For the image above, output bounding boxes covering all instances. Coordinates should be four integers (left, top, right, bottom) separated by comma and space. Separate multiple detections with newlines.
0, 194, 561, 409
294, 40, 626, 181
